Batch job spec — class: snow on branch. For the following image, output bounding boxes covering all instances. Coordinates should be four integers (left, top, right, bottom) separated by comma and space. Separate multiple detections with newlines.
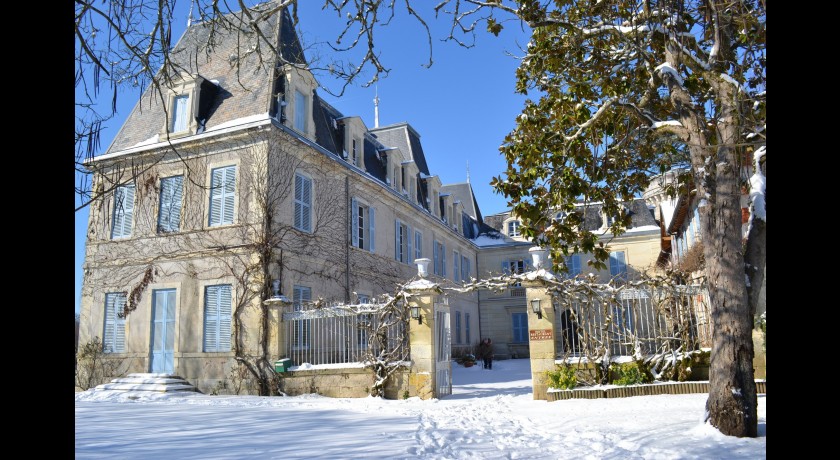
749, 146, 766, 222
720, 73, 748, 94
562, 98, 616, 141
652, 120, 683, 128
655, 62, 684, 86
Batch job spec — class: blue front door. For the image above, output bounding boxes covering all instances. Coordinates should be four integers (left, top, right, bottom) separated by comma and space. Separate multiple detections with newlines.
150, 289, 176, 374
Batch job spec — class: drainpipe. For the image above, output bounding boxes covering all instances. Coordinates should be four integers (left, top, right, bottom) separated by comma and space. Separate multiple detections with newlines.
345, 175, 351, 302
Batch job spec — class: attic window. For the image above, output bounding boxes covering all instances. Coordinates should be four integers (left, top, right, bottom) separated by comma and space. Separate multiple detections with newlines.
171, 95, 190, 132
163, 75, 219, 137
294, 89, 307, 132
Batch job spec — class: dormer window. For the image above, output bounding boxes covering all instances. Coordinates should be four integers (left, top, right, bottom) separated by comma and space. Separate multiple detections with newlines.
162, 74, 219, 138
171, 95, 190, 133
294, 89, 308, 132
507, 220, 521, 237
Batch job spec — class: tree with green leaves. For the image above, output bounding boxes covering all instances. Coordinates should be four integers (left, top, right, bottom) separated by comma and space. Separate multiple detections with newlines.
473, 0, 765, 437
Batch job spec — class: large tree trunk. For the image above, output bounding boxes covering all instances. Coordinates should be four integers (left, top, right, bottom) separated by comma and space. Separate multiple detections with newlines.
693, 97, 758, 437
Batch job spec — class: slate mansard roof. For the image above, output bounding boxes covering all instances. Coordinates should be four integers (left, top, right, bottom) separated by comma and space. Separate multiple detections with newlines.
106, 3, 291, 153
482, 198, 659, 235
98, 1, 487, 242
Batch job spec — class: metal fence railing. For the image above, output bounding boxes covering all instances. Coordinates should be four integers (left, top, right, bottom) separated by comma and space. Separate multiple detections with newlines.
554, 286, 712, 358
282, 302, 408, 367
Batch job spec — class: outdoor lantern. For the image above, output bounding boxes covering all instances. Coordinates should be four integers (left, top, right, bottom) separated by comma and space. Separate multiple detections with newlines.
531, 298, 542, 320
410, 305, 423, 324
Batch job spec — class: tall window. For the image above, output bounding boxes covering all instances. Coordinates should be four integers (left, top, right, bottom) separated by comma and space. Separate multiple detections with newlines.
103, 293, 126, 353
157, 175, 183, 233
433, 240, 446, 276
609, 251, 627, 279
512, 313, 528, 343
454, 311, 462, 344
209, 165, 236, 227
203, 285, 232, 352
171, 94, 189, 132
453, 251, 461, 282
293, 285, 311, 349
503, 259, 526, 274
294, 89, 307, 132
465, 313, 471, 344
507, 220, 521, 237
565, 254, 581, 278
461, 255, 471, 282
351, 198, 375, 252
352, 139, 359, 166
395, 219, 412, 263
111, 184, 135, 239
294, 172, 312, 232
414, 230, 423, 260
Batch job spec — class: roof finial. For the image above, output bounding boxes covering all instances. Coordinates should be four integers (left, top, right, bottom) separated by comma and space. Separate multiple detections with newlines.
466, 160, 470, 183
374, 86, 380, 128
187, 0, 194, 27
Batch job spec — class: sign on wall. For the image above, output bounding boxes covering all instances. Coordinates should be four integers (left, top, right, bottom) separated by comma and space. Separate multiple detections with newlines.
529, 329, 553, 341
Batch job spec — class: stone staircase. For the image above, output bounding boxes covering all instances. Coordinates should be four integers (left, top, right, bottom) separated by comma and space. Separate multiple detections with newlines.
94, 373, 200, 393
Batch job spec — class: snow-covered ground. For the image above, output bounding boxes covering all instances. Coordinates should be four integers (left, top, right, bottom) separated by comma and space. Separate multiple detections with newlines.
75, 359, 766, 459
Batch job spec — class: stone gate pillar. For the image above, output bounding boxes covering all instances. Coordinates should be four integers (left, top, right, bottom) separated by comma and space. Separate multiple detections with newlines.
524, 247, 558, 401
404, 258, 442, 400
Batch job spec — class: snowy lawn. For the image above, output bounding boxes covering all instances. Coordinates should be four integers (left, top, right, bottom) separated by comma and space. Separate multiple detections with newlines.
75, 358, 766, 459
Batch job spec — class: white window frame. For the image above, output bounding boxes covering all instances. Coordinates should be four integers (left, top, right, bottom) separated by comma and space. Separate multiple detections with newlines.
507, 220, 521, 237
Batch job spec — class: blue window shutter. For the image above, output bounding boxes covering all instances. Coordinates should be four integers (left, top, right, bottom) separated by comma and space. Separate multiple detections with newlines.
294, 174, 303, 229
394, 220, 400, 261
407, 225, 413, 264
441, 242, 446, 276
455, 312, 461, 344
209, 168, 223, 226
219, 285, 232, 351
433, 240, 439, 274
369, 207, 376, 252
222, 167, 236, 225
294, 173, 312, 232
158, 176, 183, 233
465, 313, 471, 343
502, 259, 510, 274
453, 252, 460, 282
111, 185, 135, 239
351, 198, 359, 247
302, 175, 311, 231
103, 293, 126, 353
209, 166, 235, 226
204, 286, 219, 352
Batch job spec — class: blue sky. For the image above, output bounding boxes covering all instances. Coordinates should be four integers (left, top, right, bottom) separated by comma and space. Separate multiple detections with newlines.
75, 2, 532, 314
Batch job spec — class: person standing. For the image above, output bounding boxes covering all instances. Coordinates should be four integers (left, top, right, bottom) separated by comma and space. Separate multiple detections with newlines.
478, 338, 494, 370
